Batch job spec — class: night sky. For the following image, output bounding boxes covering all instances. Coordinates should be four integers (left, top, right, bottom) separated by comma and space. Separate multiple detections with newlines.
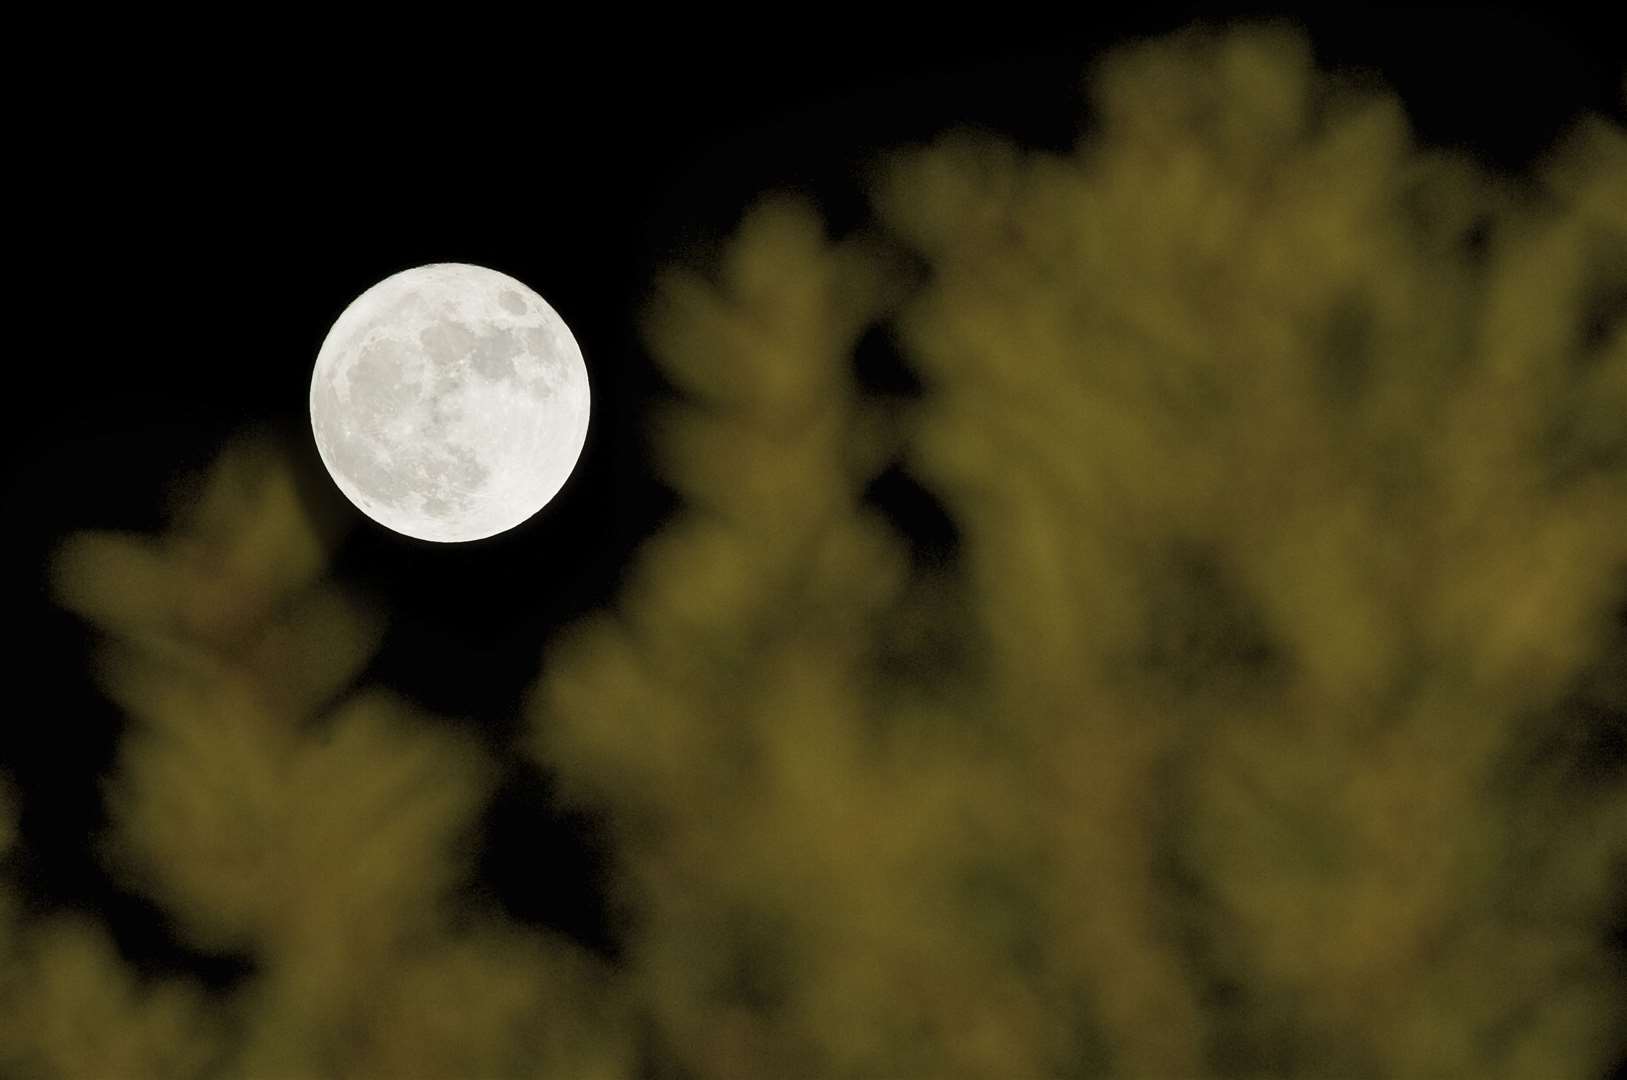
7, 2, 1623, 1005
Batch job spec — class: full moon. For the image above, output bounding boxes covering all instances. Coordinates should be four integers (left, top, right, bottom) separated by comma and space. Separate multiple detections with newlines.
309, 263, 590, 542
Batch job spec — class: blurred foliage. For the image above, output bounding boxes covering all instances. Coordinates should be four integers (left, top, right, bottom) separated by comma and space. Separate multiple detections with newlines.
3, 434, 632, 1079
533, 22, 1627, 1080
5, 20, 1626, 1080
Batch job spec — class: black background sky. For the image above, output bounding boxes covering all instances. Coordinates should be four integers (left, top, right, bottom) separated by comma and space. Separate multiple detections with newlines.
5, 3, 1623, 1003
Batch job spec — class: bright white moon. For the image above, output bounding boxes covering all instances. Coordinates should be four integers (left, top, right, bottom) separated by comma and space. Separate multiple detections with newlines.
309, 263, 590, 542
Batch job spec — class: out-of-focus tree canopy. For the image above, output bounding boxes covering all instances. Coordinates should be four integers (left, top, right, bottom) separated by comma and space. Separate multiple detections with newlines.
534, 24, 1627, 1080
5, 435, 631, 1080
